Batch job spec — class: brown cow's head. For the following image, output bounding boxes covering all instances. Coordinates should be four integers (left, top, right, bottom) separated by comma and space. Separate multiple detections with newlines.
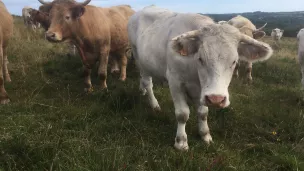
38, 0, 91, 42
29, 9, 50, 30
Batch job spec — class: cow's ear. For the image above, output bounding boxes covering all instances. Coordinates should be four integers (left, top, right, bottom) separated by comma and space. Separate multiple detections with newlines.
71, 6, 85, 19
253, 31, 266, 39
238, 34, 273, 63
171, 30, 201, 56
281, 30, 284, 33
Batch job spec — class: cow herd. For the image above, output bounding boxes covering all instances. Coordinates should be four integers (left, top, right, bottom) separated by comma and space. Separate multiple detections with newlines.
0, 0, 304, 150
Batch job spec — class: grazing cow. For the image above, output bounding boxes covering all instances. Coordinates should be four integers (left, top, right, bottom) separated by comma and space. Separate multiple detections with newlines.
37, 0, 135, 91
271, 28, 284, 41
22, 6, 40, 31
128, 6, 273, 151
0, 1, 13, 104
227, 15, 267, 82
297, 28, 304, 89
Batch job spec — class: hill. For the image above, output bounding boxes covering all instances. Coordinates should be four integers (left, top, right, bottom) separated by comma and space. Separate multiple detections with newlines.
0, 16, 303, 170
202, 11, 304, 37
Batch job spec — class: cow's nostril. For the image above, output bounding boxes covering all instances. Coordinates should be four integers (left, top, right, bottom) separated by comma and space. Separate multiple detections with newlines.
46, 32, 55, 38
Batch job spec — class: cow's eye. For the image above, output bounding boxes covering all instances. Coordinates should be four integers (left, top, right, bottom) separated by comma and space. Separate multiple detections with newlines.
198, 58, 204, 65
65, 16, 70, 20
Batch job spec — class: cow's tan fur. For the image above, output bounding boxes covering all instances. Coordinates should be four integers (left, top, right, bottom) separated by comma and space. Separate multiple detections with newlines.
227, 15, 267, 82
39, 0, 135, 90
0, 1, 13, 104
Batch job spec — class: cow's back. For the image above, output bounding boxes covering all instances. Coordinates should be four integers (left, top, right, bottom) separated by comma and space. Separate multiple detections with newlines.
97, 5, 135, 52
228, 15, 256, 30
0, 1, 13, 46
128, 6, 214, 78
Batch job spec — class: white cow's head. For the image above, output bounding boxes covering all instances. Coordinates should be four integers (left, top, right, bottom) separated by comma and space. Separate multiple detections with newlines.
271, 28, 284, 40
171, 24, 273, 108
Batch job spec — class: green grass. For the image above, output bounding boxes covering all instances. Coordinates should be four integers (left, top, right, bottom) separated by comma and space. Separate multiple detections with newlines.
0, 17, 304, 171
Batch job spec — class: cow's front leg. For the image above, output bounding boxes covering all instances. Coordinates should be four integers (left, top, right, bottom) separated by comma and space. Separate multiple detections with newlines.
98, 48, 110, 89
0, 47, 9, 104
197, 105, 213, 144
168, 80, 190, 151
246, 61, 253, 83
3, 50, 11, 82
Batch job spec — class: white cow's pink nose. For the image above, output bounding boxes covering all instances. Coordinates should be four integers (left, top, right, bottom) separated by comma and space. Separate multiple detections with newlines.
205, 95, 226, 108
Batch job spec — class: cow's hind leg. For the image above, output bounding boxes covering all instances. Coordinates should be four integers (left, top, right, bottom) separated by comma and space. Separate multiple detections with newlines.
168, 78, 190, 151
118, 50, 128, 81
140, 74, 160, 111
246, 61, 253, 83
110, 56, 120, 74
197, 105, 213, 144
0, 45, 10, 104
83, 66, 93, 93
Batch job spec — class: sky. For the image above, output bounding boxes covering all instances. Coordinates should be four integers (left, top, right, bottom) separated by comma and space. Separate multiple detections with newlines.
2, 0, 304, 16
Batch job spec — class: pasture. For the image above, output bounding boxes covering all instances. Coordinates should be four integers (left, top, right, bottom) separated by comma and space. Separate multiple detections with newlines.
0, 17, 304, 171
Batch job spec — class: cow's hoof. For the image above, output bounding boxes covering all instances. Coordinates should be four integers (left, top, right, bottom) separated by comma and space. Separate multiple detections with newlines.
111, 69, 120, 74
0, 97, 10, 105
202, 134, 213, 145
5, 77, 11, 83
247, 78, 253, 84
119, 77, 126, 82
153, 106, 161, 112
140, 88, 147, 96
84, 86, 94, 93
174, 142, 189, 151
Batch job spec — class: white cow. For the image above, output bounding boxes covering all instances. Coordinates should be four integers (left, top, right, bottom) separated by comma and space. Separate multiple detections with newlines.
218, 20, 227, 24
271, 28, 284, 41
128, 6, 273, 151
22, 6, 40, 31
297, 28, 304, 89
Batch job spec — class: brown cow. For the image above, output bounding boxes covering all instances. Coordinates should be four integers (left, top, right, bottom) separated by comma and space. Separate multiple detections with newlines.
29, 9, 50, 30
227, 15, 267, 83
0, 1, 13, 104
29, 7, 122, 70
37, 0, 135, 92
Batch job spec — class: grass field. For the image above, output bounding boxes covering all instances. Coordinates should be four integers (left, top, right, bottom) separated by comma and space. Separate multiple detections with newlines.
0, 17, 304, 171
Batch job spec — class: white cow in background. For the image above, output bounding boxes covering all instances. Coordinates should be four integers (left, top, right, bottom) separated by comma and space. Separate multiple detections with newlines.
22, 6, 40, 31
128, 6, 273, 151
297, 28, 304, 89
271, 28, 284, 41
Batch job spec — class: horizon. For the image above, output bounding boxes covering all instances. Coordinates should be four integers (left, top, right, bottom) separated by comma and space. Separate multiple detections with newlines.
3, 0, 304, 16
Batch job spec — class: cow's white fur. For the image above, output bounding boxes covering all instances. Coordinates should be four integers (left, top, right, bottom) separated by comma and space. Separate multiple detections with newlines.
128, 6, 273, 150
297, 28, 304, 89
271, 28, 284, 41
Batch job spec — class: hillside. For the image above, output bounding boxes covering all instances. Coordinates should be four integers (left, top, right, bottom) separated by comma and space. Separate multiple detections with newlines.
0, 16, 303, 170
203, 11, 304, 37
